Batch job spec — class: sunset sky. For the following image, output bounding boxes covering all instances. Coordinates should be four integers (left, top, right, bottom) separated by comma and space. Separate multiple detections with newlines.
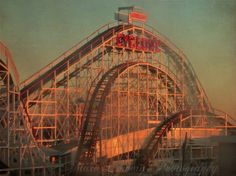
0, 0, 235, 119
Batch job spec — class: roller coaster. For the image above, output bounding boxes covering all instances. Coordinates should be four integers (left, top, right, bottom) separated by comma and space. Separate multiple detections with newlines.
0, 7, 235, 176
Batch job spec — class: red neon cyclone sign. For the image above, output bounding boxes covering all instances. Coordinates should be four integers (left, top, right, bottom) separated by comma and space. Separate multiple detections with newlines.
116, 33, 160, 53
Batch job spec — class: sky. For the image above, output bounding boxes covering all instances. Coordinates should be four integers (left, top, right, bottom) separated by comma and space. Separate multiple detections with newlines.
0, 0, 235, 119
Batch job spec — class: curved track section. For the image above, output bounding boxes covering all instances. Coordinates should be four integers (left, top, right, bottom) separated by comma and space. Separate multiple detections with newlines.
0, 41, 19, 85
145, 24, 212, 110
77, 63, 142, 162
73, 62, 185, 174
130, 110, 191, 172
0, 42, 53, 175
0, 41, 18, 145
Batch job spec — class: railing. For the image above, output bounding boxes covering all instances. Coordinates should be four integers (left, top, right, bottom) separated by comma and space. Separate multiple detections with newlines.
0, 41, 19, 84
20, 22, 116, 88
214, 108, 236, 126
